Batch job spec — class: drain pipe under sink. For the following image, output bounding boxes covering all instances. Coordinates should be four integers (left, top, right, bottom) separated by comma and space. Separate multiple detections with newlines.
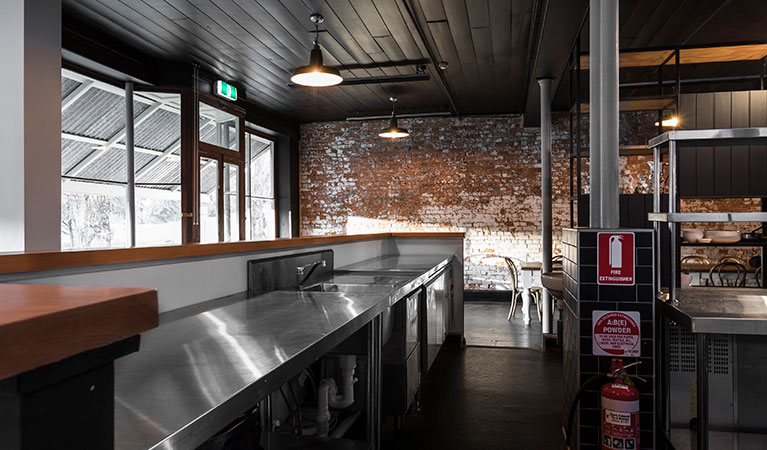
316, 355, 358, 437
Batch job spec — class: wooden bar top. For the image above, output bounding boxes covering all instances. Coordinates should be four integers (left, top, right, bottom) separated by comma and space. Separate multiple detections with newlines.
0, 284, 158, 380
0, 232, 465, 276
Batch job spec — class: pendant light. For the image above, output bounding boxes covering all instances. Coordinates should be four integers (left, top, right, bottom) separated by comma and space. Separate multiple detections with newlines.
290, 14, 343, 87
379, 97, 410, 139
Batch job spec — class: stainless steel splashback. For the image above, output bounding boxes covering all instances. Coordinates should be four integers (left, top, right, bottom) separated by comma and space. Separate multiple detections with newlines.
248, 250, 334, 293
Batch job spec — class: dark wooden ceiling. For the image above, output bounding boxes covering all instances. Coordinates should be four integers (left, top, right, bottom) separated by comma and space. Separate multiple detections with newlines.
64, 0, 767, 124
63, 0, 533, 122
549, 0, 767, 113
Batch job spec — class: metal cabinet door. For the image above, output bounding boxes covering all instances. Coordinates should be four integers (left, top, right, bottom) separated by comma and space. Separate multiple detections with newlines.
423, 269, 449, 372
405, 290, 420, 357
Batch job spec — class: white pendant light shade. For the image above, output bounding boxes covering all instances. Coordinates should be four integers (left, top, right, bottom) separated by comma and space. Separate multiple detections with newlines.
290, 14, 343, 88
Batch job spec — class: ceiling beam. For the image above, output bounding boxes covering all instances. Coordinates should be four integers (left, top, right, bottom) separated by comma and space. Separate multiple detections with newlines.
62, 132, 163, 156
134, 139, 181, 182
400, 0, 460, 117
61, 79, 94, 111
522, 0, 589, 126
65, 101, 163, 177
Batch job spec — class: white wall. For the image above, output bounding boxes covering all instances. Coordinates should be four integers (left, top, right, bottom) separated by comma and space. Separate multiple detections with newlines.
0, 239, 387, 312
0, 0, 62, 252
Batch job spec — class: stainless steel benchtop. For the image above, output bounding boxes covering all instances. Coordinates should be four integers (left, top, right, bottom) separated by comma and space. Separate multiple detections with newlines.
338, 254, 453, 272
658, 287, 767, 335
114, 253, 455, 450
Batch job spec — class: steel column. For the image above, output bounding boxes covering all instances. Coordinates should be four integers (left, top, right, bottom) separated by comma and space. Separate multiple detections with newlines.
366, 315, 382, 450
599, 0, 619, 228
668, 141, 679, 302
696, 333, 709, 450
589, 0, 602, 227
538, 78, 553, 334
125, 82, 136, 248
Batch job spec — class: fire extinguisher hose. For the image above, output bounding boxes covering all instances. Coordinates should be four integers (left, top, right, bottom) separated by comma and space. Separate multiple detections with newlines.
564, 374, 608, 448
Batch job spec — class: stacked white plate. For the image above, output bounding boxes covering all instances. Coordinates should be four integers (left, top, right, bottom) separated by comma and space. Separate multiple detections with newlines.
704, 230, 741, 244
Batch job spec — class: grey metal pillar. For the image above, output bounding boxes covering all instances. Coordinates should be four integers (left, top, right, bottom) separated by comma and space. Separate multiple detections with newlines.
366, 315, 381, 450
589, 0, 602, 227
599, 0, 620, 228
538, 78, 553, 334
126, 82, 136, 248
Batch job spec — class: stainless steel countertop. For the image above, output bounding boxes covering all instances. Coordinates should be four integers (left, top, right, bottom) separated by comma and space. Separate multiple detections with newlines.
114, 253, 455, 450
338, 254, 452, 272
658, 288, 767, 335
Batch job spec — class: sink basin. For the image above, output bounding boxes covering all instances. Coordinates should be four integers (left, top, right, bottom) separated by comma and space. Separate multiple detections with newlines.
301, 282, 396, 344
303, 283, 397, 294
541, 272, 564, 299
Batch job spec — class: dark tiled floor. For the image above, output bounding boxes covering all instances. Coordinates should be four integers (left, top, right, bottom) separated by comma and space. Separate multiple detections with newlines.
465, 301, 544, 349
382, 346, 565, 450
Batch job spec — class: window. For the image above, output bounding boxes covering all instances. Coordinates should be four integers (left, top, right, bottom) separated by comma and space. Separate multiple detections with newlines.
198, 99, 245, 243
61, 69, 129, 250
60, 69, 183, 249
134, 91, 182, 247
60, 68, 277, 249
200, 102, 239, 151
200, 157, 219, 244
223, 163, 239, 242
245, 132, 276, 241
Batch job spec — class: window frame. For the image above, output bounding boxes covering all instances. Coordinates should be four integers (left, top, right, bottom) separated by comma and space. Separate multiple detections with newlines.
243, 127, 278, 241
197, 95, 246, 242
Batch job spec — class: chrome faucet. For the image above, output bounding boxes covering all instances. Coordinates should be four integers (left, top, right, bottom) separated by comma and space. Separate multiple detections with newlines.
296, 260, 326, 288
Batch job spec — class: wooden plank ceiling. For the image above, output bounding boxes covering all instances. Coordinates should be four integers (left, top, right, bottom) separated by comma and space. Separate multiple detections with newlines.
552, 0, 767, 111
64, 0, 534, 122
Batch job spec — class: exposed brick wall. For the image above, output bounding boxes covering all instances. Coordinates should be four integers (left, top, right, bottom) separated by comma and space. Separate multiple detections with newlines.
299, 112, 760, 289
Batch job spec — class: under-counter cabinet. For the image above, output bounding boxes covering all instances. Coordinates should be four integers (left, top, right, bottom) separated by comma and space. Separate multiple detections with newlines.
423, 266, 453, 373
382, 288, 422, 421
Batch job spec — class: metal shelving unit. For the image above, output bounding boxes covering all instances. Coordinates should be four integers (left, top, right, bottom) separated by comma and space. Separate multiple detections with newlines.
649, 127, 767, 303
650, 127, 767, 450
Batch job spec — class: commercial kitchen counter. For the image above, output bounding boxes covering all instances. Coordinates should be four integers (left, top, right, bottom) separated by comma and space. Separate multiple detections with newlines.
658, 287, 767, 450
114, 254, 455, 450
658, 287, 767, 335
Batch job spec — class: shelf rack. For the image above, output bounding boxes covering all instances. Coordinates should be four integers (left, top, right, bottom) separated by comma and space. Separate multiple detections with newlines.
649, 127, 767, 450
568, 40, 767, 226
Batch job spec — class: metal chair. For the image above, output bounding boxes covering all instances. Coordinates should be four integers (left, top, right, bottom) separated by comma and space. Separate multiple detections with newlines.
707, 262, 747, 287
681, 255, 711, 265
755, 266, 763, 287
503, 257, 541, 322
718, 256, 747, 266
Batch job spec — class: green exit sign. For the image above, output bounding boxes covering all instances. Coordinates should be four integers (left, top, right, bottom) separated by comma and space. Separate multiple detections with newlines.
215, 80, 237, 101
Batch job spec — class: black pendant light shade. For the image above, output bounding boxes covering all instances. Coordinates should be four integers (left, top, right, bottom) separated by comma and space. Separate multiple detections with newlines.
379, 97, 410, 139
290, 14, 343, 87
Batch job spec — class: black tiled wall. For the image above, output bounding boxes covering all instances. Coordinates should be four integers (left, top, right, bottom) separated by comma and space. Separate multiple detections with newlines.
562, 228, 656, 450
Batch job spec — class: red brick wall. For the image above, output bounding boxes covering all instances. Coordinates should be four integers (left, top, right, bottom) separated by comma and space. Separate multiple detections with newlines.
299, 112, 757, 289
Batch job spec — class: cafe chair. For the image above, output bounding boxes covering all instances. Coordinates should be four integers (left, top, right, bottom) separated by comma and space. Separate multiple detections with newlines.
718, 256, 747, 266
755, 267, 763, 288
707, 261, 747, 287
681, 255, 711, 265
503, 257, 541, 322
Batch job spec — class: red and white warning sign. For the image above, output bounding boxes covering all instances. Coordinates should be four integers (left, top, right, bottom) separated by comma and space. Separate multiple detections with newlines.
592, 310, 641, 356
597, 232, 635, 285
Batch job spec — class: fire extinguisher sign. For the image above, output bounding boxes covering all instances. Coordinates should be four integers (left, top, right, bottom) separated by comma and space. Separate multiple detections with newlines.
597, 232, 635, 285
592, 310, 641, 357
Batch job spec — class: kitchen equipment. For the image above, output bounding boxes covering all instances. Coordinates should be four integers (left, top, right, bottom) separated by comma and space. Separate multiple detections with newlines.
697, 238, 712, 243
682, 229, 704, 243
741, 226, 764, 242
704, 230, 741, 244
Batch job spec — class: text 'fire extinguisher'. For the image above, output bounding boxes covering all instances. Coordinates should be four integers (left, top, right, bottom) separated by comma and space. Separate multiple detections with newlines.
601, 358, 642, 450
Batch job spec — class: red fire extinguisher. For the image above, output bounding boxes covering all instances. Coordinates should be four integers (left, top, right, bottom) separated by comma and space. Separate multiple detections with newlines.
601, 358, 640, 450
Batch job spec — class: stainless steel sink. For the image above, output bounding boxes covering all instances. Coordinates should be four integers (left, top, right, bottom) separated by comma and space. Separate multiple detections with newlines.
301, 282, 396, 344
302, 283, 397, 294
